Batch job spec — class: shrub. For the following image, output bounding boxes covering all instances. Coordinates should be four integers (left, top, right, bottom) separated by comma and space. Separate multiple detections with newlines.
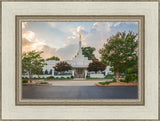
120, 79, 127, 82
40, 82, 48, 84
50, 76, 54, 78
99, 81, 112, 85
67, 77, 70, 79
71, 75, 74, 79
112, 78, 116, 82
86, 75, 90, 79
46, 77, 50, 80
134, 74, 138, 82
105, 74, 114, 79
124, 74, 138, 82
22, 79, 28, 83
61, 77, 65, 79
99, 78, 116, 85
45, 70, 48, 75
99, 82, 106, 85
49, 76, 55, 79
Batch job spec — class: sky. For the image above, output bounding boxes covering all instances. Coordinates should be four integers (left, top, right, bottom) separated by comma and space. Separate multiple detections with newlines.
22, 21, 138, 60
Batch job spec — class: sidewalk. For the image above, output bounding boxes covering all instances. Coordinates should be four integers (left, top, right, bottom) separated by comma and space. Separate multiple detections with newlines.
45, 80, 107, 86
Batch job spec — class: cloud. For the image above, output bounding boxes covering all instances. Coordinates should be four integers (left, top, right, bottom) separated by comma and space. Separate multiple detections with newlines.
114, 22, 121, 27
59, 22, 113, 60
40, 45, 57, 59
22, 30, 78, 60
125, 22, 138, 25
22, 31, 47, 55
56, 44, 78, 60
113, 22, 138, 27
48, 22, 56, 28
22, 22, 138, 60
22, 22, 27, 29
59, 22, 112, 59
64, 26, 88, 46
92, 22, 111, 32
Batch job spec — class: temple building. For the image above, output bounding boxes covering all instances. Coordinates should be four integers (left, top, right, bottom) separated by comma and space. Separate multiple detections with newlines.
42, 34, 113, 79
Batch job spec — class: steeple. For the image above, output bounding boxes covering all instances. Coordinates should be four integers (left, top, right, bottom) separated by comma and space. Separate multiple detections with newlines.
79, 33, 82, 51
78, 34, 82, 55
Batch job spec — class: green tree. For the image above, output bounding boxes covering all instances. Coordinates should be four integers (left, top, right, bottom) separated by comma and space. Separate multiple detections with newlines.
87, 61, 106, 73
82, 47, 98, 60
33, 68, 43, 78
46, 56, 60, 61
99, 31, 138, 82
45, 70, 48, 74
54, 62, 72, 74
22, 50, 46, 83
49, 69, 52, 74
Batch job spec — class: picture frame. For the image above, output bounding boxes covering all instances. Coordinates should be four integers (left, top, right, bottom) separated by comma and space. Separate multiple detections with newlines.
1, 0, 159, 120
16, 15, 144, 106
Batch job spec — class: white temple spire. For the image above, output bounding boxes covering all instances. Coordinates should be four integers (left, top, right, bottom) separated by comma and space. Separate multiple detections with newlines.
78, 33, 82, 55
79, 33, 82, 52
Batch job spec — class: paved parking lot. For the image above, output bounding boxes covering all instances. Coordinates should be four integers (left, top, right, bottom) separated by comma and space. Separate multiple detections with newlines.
22, 85, 138, 99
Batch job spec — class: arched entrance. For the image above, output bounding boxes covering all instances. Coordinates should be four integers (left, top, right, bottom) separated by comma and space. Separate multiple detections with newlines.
74, 68, 86, 78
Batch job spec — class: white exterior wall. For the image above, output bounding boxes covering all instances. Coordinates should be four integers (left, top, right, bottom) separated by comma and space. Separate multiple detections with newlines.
22, 74, 72, 78
22, 74, 52, 78
43, 60, 58, 73
54, 75, 71, 78
22, 61, 113, 78
90, 74, 104, 78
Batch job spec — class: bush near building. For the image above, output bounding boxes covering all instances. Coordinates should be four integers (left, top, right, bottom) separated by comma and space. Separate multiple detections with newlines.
45, 70, 48, 74
46, 76, 54, 80
22, 79, 28, 83
45, 76, 73, 80
105, 74, 114, 79
120, 74, 138, 83
71, 75, 74, 79
49, 69, 52, 74
86, 75, 90, 79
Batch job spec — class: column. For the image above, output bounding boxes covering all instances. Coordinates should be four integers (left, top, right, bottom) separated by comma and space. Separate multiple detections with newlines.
72, 70, 74, 77
52, 68, 54, 76
85, 70, 88, 78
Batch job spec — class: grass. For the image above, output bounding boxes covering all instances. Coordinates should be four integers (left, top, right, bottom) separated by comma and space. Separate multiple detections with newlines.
39, 82, 48, 84
99, 78, 116, 85
99, 81, 113, 85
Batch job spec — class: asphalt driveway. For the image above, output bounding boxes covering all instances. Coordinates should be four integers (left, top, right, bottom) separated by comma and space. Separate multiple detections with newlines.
22, 85, 138, 99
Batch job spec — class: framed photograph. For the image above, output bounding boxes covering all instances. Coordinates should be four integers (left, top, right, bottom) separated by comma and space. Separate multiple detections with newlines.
16, 15, 144, 106
1, 0, 159, 120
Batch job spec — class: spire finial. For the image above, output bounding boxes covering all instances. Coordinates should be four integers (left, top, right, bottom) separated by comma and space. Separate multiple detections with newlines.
79, 33, 81, 40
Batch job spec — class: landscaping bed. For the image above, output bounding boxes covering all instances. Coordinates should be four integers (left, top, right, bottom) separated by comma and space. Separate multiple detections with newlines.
22, 79, 51, 85
23, 82, 51, 85
96, 82, 138, 87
